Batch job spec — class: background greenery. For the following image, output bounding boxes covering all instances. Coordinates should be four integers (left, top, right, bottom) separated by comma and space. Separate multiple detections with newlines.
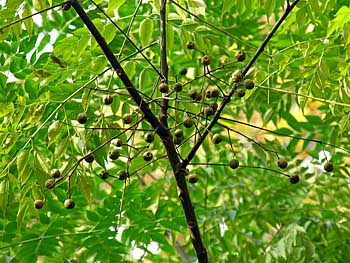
1, 0, 350, 262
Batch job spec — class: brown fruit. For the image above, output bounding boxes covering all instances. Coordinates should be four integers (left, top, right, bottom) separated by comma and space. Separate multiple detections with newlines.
186, 41, 196, 50
203, 106, 214, 116
45, 179, 56, 189
145, 133, 154, 143
84, 153, 94, 163
236, 89, 246, 98
100, 170, 109, 179
159, 83, 169, 93
205, 89, 212, 98
183, 117, 193, 128
188, 174, 199, 184
290, 175, 299, 184
210, 102, 218, 111
244, 79, 255, 90
122, 113, 133, 124
104, 94, 113, 105
201, 55, 211, 66
109, 149, 120, 160
212, 134, 222, 144
34, 200, 45, 209
277, 159, 288, 169
50, 168, 61, 178
117, 170, 128, 180
235, 50, 246, 62
210, 88, 220, 98
229, 158, 239, 169
231, 72, 244, 83
188, 89, 198, 100
64, 198, 75, 209
114, 138, 123, 147
143, 151, 153, 161
77, 112, 87, 124
324, 162, 334, 172
174, 82, 183, 92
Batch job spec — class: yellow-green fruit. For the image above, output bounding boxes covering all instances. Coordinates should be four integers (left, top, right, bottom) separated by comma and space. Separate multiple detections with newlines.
143, 151, 153, 161
229, 158, 239, 169
235, 50, 246, 62
122, 113, 133, 124
64, 198, 75, 209
77, 112, 87, 124
174, 82, 183, 92
186, 41, 196, 50
324, 162, 333, 172
183, 117, 193, 128
244, 79, 255, 90
159, 83, 169, 93
277, 159, 288, 169
50, 168, 60, 178
201, 55, 211, 66
290, 175, 299, 184
188, 174, 199, 184
212, 134, 222, 144
34, 200, 45, 209
45, 179, 56, 189
104, 94, 113, 105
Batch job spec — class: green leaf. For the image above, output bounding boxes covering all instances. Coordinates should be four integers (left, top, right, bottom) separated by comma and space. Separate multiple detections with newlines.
17, 149, 30, 178
48, 121, 62, 147
139, 19, 154, 47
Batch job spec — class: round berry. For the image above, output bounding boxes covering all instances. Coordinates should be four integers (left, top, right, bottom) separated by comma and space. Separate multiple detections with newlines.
145, 133, 154, 143
188, 174, 199, 184
64, 198, 75, 209
201, 55, 211, 66
45, 179, 56, 189
174, 82, 183, 92
50, 168, 61, 178
236, 89, 246, 98
277, 159, 288, 169
235, 50, 246, 62
324, 162, 334, 172
229, 158, 239, 169
113, 138, 123, 147
100, 170, 109, 179
85, 153, 94, 163
77, 112, 87, 124
34, 200, 45, 209
122, 113, 133, 124
104, 94, 113, 105
117, 170, 128, 180
244, 79, 255, 90
143, 151, 153, 161
183, 117, 193, 128
290, 175, 299, 184
179, 68, 187, 75
231, 72, 244, 83
186, 41, 196, 50
159, 83, 169, 93
212, 134, 222, 144
188, 89, 198, 100
109, 149, 120, 160
174, 129, 184, 138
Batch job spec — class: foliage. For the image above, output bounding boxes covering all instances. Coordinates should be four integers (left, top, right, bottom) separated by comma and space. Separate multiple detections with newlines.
1, 0, 350, 262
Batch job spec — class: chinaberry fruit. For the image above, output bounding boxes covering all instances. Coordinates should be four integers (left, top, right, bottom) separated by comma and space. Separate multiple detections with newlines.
109, 149, 120, 160
212, 134, 222, 144
45, 179, 56, 189
145, 133, 155, 143
174, 82, 183, 92
229, 158, 239, 169
104, 94, 113, 105
84, 153, 94, 163
244, 79, 255, 90
77, 112, 87, 124
201, 55, 211, 66
290, 175, 299, 184
186, 41, 196, 50
183, 117, 193, 128
64, 198, 75, 209
188, 174, 199, 184
236, 89, 246, 98
100, 170, 109, 179
235, 50, 246, 62
324, 162, 334, 172
122, 113, 133, 124
159, 83, 169, 93
231, 72, 244, 83
50, 168, 61, 178
143, 151, 153, 161
34, 200, 45, 209
277, 159, 288, 169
